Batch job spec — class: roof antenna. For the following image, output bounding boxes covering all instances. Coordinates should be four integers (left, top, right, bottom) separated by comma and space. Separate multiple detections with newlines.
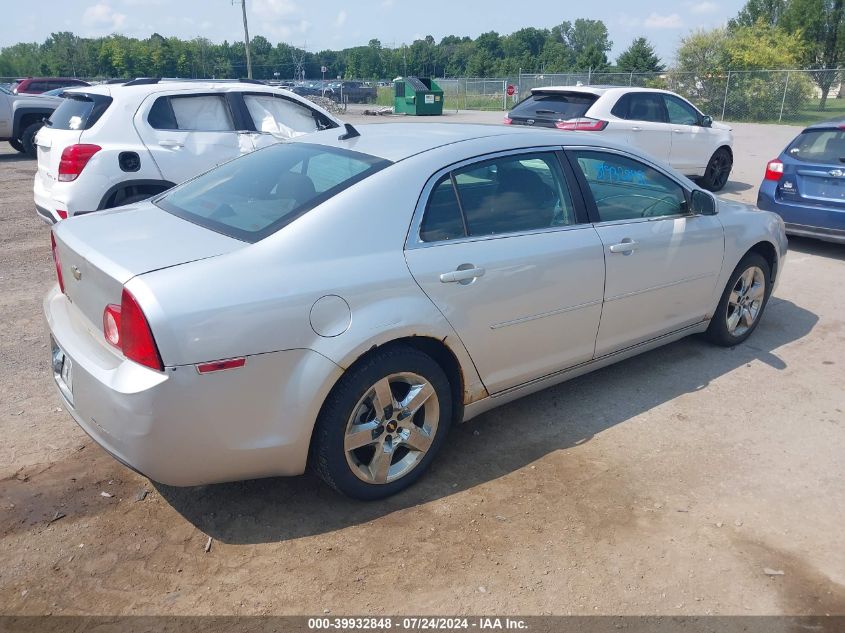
338, 123, 361, 140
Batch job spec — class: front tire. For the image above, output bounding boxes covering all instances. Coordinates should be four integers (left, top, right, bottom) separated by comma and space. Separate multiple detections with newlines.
312, 345, 453, 500
698, 147, 732, 192
706, 253, 772, 347
20, 122, 43, 158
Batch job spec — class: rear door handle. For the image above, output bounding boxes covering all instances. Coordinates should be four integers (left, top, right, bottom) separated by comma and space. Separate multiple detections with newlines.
609, 240, 638, 254
630, 126, 642, 132
440, 267, 485, 283
159, 140, 184, 148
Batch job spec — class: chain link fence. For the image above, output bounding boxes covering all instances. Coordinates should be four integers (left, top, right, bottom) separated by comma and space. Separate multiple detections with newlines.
516, 69, 842, 124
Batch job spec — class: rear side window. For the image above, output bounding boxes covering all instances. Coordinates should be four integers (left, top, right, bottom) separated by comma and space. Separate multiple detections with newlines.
419, 152, 576, 242
786, 129, 845, 164
614, 93, 666, 123
155, 143, 390, 242
148, 95, 235, 131
47, 94, 113, 131
510, 92, 597, 119
243, 94, 329, 137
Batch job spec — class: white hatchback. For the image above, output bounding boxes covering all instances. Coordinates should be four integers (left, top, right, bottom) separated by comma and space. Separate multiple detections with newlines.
33, 79, 342, 223
506, 86, 734, 191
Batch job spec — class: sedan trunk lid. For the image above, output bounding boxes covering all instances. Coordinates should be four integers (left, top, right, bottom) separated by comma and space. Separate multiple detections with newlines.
53, 203, 245, 334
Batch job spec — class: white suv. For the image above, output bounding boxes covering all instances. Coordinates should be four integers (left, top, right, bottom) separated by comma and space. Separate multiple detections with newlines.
33, 79, 342, 223
505, 86, 734, 191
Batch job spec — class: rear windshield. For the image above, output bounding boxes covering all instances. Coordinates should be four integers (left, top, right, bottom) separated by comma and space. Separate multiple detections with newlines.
155, 143, 391, 242
510, 92, 597, 119
47, 94, 112, 131
786, 128, 845, 164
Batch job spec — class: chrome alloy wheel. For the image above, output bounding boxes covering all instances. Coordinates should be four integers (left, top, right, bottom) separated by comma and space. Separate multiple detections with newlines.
344, 372, 439, 485
726, 266, 765, 336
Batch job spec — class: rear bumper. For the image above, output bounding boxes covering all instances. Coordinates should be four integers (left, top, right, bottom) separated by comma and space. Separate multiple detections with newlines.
758, 181, 845, 243
44, 286, 344, 486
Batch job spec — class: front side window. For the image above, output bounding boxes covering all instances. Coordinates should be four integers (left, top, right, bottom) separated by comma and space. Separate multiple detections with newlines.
419, 152, 576, 242
622, 93, 667, 123
148, 95, 235, 131
664, 95, 700, 126
155, 143, 390, 242
244, 94, 331, 137
571, 151, 687, 222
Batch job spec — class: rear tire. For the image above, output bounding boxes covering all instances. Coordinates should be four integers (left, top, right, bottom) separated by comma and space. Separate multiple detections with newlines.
20, 122, 43, 158
706, 253, 772, 347
9, 139, 24, 153
698, 147, 732, 192
311, 345, 453, 500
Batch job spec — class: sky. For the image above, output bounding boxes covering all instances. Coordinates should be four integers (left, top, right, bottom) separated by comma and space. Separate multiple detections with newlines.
3, 0, 746, 64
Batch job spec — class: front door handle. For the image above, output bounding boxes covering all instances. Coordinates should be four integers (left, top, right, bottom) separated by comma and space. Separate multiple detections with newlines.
440, 266, 485, 284
159, 140, 184, 148
630, 126, 642, 132
609, 240, 638, 254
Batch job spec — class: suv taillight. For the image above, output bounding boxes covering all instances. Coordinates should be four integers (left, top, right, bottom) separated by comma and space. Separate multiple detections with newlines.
50, 231, 64, 294
58, 144, 101, 182
764, 158, 784, 181
555, 118, 608, 131
103, 289, 163, 371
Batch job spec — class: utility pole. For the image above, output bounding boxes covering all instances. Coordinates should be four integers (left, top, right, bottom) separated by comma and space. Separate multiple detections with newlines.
234, 0, 253, 79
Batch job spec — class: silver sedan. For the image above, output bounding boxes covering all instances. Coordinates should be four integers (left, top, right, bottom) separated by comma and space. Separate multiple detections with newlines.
45, 123, 787, 499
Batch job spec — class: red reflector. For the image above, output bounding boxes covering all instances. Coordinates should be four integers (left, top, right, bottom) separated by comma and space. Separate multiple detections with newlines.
555, 118, 608, 131
764, 158, 784, 181
196, 358, 246, 374
56, 209, 68, 220
50, 231, 64, 294
103, 304, 121, 348
58, 144, 101, 182
503, 117, 513, 125
120, 288, 163, 371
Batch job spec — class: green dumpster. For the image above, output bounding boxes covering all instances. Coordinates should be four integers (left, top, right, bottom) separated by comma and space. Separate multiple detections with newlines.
393, 76, 444, 116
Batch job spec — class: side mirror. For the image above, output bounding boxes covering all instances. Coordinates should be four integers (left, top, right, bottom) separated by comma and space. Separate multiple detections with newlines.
691, 189, 717, 215
700, 115, 713, 128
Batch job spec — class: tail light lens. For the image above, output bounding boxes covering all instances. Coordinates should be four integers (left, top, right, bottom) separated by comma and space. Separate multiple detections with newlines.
50, 231, 64, 294
503, 117, 513, 125
765, 158, 784, 181
102, 289, 163, 371
56, 210, 68, 220
555, 118, 608, 131
58, 144, 101, 182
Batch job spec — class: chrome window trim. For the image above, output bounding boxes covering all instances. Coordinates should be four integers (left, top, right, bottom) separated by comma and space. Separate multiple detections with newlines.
405, 146, 589, 250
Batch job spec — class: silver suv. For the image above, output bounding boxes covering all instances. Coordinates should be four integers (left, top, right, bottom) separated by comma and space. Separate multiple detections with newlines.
0, 85, 62, 156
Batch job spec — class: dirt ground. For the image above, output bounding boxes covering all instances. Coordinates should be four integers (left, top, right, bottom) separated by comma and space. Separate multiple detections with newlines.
1, 114, 844, 617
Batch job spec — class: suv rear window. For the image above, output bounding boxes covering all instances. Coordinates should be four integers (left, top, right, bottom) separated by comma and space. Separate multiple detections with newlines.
47, 94, 112, 131
786, 129, 845, 164
510, 92, 597, 119
155, 143, 390, 242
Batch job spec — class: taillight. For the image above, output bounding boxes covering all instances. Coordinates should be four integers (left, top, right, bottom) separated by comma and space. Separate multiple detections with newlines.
101, 289, 163, 371
58, 144, 101, 182
503, 117, 513, 125
555, 118, 608, 131
56, 210, 68, 220
765, 158, 784, 181
50, 231, 64, 294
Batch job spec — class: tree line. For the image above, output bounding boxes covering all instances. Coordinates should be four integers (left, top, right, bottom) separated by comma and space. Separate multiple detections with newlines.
0, 21, 662, 82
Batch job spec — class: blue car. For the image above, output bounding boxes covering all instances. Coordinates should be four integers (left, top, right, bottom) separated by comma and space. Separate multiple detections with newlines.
757, 120, 845, 243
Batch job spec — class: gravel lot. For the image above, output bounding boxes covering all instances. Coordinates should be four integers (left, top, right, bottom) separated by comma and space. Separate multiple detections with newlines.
1, 114, 843, 617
